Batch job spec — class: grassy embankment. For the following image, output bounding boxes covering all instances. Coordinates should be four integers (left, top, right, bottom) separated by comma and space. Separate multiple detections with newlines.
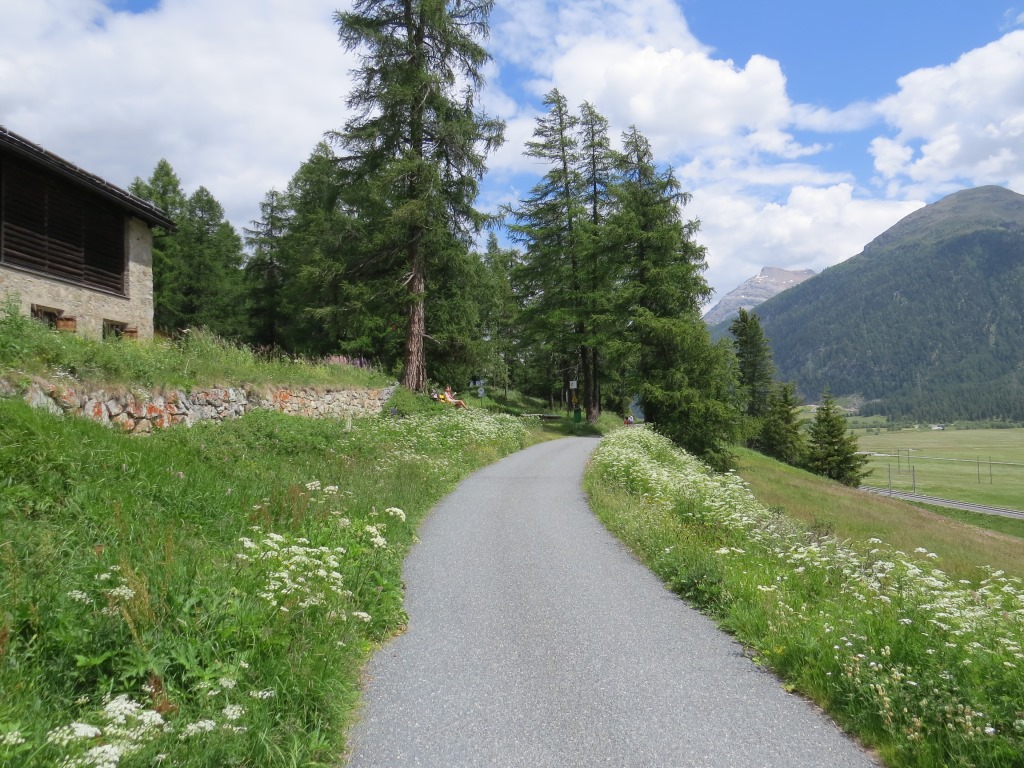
0, 307, 590, 766
585, 430, 1024, 768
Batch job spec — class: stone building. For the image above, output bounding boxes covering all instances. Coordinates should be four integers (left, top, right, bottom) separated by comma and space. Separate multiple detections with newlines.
0, 126, 174, 340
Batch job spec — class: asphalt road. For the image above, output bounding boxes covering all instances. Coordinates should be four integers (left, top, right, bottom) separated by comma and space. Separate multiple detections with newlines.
345, 437, 878, 768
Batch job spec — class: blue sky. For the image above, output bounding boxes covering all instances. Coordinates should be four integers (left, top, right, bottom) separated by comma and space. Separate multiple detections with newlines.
2, 0, 1023, 306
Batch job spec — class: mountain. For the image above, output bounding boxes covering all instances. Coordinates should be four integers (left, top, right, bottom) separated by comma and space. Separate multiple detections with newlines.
703, 266, 816, 327
754, 186, 1024, 422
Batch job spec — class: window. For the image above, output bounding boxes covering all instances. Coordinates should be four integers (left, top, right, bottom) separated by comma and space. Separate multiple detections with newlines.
0, 157, 126, 293
102, 319, 128, 339
30, 304, 61, 328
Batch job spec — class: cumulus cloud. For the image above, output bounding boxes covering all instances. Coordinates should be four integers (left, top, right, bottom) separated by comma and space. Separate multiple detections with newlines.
871, 30, 1024, 196
693, 184, 924, 306
0, 0, 354, 230
491, 0, 825, 173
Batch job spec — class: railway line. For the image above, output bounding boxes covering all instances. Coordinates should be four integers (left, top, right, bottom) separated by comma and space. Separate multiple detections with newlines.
860, 486, 1024, 521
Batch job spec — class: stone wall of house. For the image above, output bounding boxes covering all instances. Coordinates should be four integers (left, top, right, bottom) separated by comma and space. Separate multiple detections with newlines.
0, 216, 155, 340
6, 379, 395, 434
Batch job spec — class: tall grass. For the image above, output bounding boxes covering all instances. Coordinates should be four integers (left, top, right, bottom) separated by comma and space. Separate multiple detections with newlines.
0, 399, 530, 767
734, 448, 1024, 582
586, 427, 1024, 768
0, 299, 391, 391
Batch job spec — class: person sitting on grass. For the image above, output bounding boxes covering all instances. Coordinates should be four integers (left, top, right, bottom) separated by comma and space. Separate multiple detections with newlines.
442, 385, 467, 409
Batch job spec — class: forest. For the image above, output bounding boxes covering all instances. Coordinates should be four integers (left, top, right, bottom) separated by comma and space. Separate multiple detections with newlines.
123, 0, 756, 468
123, 1, 875, 480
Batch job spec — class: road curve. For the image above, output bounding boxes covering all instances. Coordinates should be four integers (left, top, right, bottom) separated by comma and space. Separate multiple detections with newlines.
345, 437, 878, 768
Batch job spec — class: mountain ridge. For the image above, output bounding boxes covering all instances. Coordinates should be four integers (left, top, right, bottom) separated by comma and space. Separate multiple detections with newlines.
703, 266, 816, 327
754, 185, 1024, 421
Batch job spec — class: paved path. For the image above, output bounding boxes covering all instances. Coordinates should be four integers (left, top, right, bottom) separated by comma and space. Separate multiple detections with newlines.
346, 438, 878, 767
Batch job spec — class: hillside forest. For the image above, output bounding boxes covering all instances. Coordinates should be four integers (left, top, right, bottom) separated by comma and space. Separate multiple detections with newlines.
751, 186, 1024, 424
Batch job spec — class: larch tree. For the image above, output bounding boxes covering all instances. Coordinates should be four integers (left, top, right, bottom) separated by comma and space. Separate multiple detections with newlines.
332, 0, 504, 391
575, 101, 616, 421
506, 89, 583, 410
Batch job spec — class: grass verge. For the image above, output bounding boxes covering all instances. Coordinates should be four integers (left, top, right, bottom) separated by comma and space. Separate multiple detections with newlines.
733, 447, 1024, 583
585, 428, 1024, 768
0, 300, 391, 391
0, 398, 533, 767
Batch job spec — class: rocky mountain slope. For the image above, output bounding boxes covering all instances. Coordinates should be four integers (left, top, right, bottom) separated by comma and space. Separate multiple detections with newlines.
703, 266, 816, 327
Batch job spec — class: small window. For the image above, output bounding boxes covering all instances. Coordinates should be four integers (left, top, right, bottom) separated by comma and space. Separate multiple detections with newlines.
103, 319, 128, 339
31, 304, 61, 328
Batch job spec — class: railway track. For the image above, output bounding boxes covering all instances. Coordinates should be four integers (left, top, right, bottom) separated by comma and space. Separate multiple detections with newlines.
860, 486, 1024, 521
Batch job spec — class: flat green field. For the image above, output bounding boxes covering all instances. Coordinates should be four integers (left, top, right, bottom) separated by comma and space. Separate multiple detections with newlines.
856, 428, 1024, 511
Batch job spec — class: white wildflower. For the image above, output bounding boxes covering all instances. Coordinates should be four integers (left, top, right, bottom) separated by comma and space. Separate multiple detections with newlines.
179, 719, 217, 739
47, 722, 101, 746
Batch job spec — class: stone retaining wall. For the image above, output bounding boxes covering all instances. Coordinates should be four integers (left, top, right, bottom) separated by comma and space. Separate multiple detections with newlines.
5, 379, 395, 434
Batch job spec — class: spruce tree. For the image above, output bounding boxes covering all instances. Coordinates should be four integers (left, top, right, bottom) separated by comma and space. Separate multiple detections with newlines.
609, 127, 740, 468
805, 390, 868, 486
759, 382, 806, 466
332, 0, 504, 391
730, 308, 776, 446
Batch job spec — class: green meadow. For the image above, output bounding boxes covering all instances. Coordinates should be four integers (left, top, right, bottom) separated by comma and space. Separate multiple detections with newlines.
857, 428, 1024, 511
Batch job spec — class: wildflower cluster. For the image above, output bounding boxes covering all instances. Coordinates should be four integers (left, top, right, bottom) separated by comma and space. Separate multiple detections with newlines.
42, 694, 167, 767
356, 409, 526, 474
590, 427, 1024, 765
235, 527, 355, 616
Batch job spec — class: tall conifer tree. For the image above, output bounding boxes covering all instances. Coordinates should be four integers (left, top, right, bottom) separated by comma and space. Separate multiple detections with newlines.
576, 102, 616, 421
333, 0, 504, 391
730, 308, 776, 446
805, 390, 868, 486
759, 381, 806, 466
506, 89, 582, 409
243, 190, 292, 348
610, 127, 740, 467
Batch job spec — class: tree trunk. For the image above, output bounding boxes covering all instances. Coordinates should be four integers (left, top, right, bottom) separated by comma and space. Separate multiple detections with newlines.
586, 346, 600, 422
402, 244, 427, 391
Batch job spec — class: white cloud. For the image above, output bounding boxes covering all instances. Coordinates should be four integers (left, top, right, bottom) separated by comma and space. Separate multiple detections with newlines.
692, 184, 924, 306
872, 30, 1024, 194
0, 0, 354, 231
